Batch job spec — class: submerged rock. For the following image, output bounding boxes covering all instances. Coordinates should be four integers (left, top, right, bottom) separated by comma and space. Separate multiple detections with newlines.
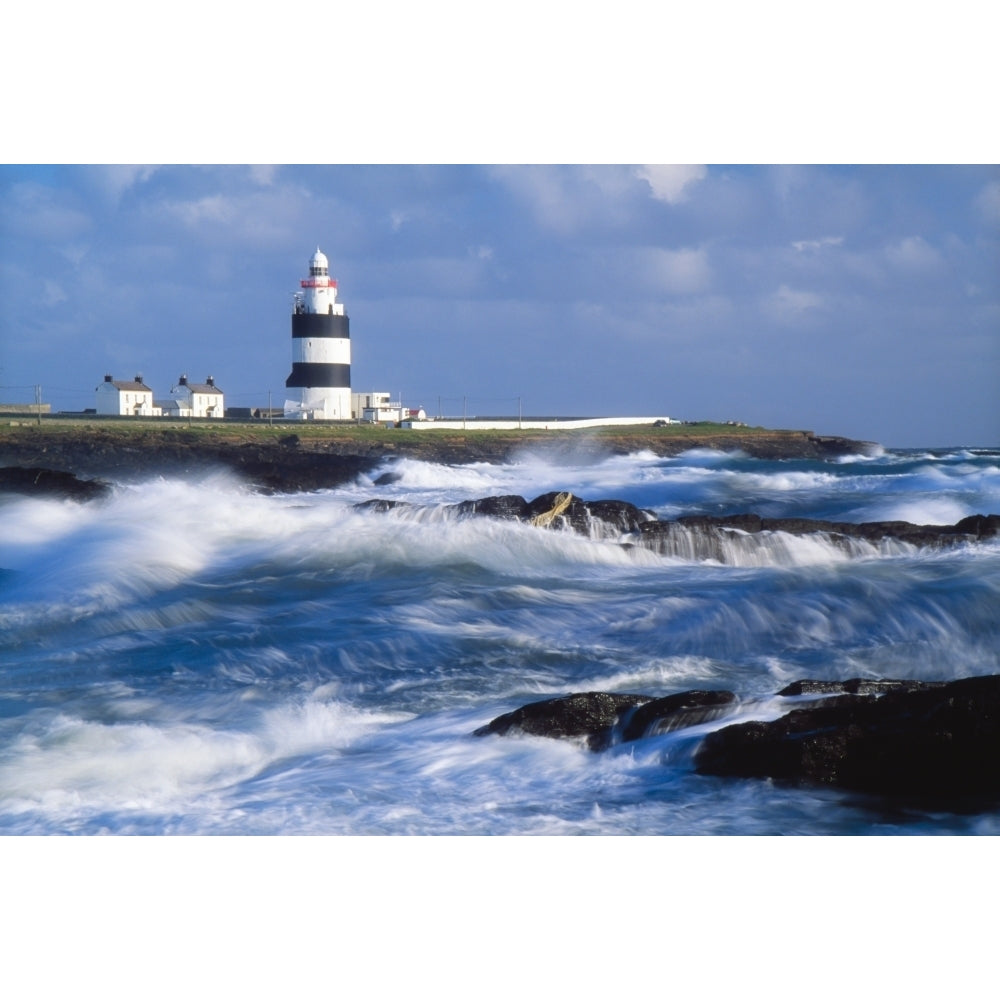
449, 494, 531, 520
637, 513, 1000, 553
694, 675, 1000, 809
358, 488, 999, 553
474, 688, 738, 751
619, 689, 738, 742
477, 675, 1000, 812
518, 492, 654, 535
0, 465, 112, 501
473, 692, 652, 751
354, 498, 412, 514
777, 677, 945, 696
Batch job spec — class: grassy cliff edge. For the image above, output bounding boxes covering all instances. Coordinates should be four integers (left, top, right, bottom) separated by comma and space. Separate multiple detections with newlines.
0, 419, 878, 492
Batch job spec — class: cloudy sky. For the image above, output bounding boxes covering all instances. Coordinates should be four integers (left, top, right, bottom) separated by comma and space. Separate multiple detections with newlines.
2, 163, 996, 446
2, 5, 998, 448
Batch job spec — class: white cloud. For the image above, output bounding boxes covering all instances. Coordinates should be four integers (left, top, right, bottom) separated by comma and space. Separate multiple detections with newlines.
488, 165, 640, 234
61, 244, 89, 267
42, 280, 67, 307
578, 165, 636, 201
643, 247, 711, 294
0, 182, 91, 240
636, 165, 706, 205
766, 284, 824, 323
489, 165, 582, 233
792, 236, 844, 252
90, 165, 160, 202
149, 183, 316, 247
884, 235, 943, 274
249, 165, 279, 186
165, 194, 234, 227
975, 179, 1000, 225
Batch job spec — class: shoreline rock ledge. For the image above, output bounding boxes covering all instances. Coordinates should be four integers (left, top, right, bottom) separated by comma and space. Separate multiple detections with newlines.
474, 675, 1000, 812
0, 425, 875, 491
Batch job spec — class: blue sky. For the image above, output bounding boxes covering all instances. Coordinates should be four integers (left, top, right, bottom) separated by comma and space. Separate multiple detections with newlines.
2, 5, 998, 448
2, 164, 997, 446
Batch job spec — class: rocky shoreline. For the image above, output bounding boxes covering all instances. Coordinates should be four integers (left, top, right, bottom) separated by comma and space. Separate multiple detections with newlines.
473, 677, 1000, 811
4, 468, 998, 555
7, 429, 996, 815
372, 487, 999, 812
359, 490, 1000, 549
0, 424, 875, 493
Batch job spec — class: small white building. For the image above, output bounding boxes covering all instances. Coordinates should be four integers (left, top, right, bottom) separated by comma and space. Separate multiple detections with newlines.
352, 391, 405, 424
167, 375, 224, 419
95, 374, 161, 417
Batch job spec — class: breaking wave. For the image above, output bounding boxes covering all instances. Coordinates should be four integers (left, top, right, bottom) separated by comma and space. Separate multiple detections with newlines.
1, 445, 998, 835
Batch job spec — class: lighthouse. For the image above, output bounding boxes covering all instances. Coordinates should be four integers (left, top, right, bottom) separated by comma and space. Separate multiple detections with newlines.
284, 248, 351, 419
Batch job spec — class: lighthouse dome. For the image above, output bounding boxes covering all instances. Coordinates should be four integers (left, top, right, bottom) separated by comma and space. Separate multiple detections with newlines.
310, 248, 329, 273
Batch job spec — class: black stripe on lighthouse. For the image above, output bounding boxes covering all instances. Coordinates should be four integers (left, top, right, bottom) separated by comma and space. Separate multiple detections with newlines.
285, 363, 351, 388
292, 313, 350, 339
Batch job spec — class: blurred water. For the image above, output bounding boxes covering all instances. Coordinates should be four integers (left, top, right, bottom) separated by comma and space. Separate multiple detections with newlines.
1, 446, 998, 834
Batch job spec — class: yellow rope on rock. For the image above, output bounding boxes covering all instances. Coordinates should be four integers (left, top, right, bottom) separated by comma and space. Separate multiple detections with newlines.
530, 491, 573, 528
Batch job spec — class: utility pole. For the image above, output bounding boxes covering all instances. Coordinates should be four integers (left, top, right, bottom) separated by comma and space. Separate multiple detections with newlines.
268, 390, 272, 426
35, 384, 42, 425
518, 395, 522, 430
463, 395, 467, 430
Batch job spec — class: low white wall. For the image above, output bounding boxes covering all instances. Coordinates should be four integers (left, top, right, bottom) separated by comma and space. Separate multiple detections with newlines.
400, 417, 676, 431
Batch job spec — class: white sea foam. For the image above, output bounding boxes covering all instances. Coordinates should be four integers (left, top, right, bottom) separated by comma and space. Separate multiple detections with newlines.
871, 496, 971, 525
2, 448, 998, 835
671, 447, 747, 465
0, 695, 408, 822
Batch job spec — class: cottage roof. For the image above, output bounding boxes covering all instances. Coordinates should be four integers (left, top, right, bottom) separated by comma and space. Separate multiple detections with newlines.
105, 380, 152, 392
173, 375, 223, 394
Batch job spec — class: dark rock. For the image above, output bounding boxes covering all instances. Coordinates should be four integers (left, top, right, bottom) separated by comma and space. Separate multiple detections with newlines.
463, 493, 653, 534
953, 514, 1000, 538
358, 491, 655, 538
694, 675, 1000, 808
777, 677, 946, 697
473, 691, 652, 750
449, 495, 531, 520
353, 498, 411, 513
0, 466, 112, 501
354, 488, 1000, 555
373, 470, 404, 486
0, 433, 378, 492
619, 689, 738, 742
811, 435, 879, 457
524, 492, 590, 531
473, 688, 740, 751
582, 499, 657, 533
636, 512, 1000, 556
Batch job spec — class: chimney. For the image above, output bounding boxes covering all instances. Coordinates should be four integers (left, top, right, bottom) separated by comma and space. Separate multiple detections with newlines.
179, 374, 188, 386
206, 375, 215, 387
134, 374, 143, 384
104, 374, 113, 382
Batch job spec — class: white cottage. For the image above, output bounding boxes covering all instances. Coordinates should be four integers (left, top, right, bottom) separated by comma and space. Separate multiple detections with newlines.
167, 375, 224, 419
95, 374, 160, 416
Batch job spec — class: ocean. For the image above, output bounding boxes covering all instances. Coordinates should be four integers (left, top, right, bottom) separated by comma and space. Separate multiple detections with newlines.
1, 443, 998, 835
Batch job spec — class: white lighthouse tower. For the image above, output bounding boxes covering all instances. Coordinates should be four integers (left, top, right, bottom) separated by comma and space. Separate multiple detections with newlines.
284, 248, 352, 419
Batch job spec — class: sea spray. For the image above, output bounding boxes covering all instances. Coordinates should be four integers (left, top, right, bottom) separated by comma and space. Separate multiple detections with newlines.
1, 446, 998, 834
